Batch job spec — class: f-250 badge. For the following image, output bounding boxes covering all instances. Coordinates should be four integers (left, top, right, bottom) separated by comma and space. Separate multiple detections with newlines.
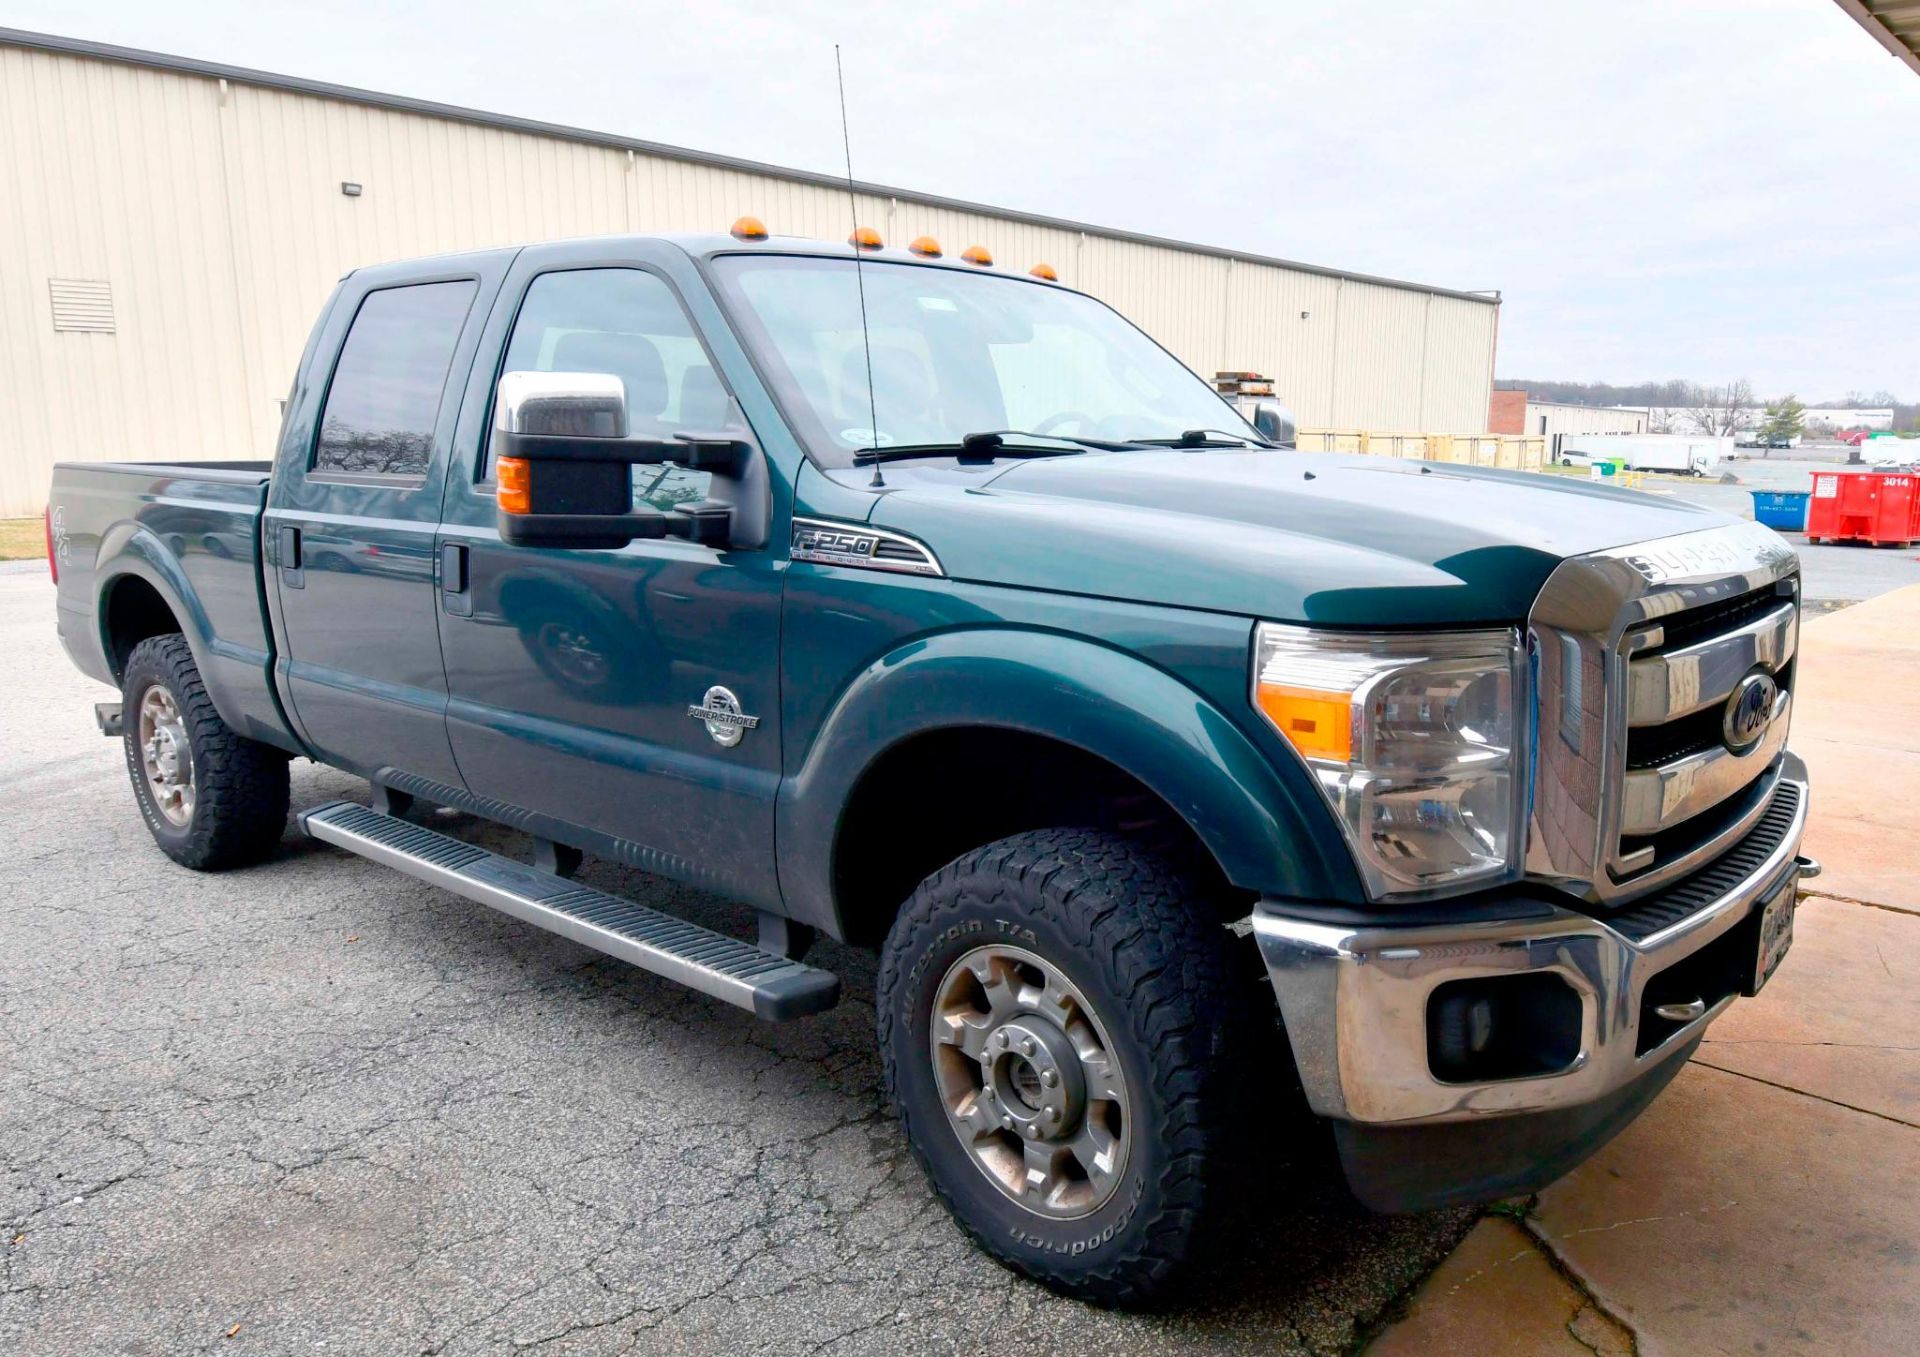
688, 686, 761, 748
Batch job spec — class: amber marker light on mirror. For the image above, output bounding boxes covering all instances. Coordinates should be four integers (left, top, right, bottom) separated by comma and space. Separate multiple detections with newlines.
908, 235, 943, 258
849, 225, 884, 250
730, 216, 769, 241
497, 457, 531, 515
961, 244, 993, 266
1029, 263, 1059, 281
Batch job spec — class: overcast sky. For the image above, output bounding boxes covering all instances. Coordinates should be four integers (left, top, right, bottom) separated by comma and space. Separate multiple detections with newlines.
7, 0, 1917, 399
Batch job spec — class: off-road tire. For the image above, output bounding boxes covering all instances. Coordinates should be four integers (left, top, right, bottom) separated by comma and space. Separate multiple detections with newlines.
121, 634, 289, 870
876, 828, 1256, 1306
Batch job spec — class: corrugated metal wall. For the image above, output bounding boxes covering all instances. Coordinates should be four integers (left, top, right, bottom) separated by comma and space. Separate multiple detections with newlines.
0, 40, 1500, 517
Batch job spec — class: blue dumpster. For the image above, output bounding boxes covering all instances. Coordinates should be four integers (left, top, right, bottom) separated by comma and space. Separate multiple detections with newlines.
1751, 490, 1810, 532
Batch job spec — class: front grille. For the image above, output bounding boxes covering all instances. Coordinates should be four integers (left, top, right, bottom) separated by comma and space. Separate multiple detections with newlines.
1643, 583, 1790, 655
1603, 780, 1800, 943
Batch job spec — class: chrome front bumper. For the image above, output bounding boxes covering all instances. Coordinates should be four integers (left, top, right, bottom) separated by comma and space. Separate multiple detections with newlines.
1252, 755, 1810, 1132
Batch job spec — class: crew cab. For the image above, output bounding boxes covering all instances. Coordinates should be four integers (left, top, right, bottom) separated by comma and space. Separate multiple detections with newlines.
49, 226, 1814, 1304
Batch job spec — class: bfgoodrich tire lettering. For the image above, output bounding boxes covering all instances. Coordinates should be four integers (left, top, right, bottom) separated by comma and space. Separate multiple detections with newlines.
121, 633, 290, 871
877, 828, 1254, 1305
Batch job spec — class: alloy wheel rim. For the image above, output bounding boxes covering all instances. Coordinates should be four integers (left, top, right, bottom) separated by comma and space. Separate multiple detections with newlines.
929, 944, 1130, 1219
137, 684, 195, 828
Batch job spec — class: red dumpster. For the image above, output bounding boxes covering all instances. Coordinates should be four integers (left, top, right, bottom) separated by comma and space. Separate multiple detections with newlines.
1807, 472, 1920, 547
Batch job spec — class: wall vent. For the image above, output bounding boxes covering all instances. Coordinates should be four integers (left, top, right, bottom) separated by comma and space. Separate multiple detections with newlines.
49, 279, 115, 333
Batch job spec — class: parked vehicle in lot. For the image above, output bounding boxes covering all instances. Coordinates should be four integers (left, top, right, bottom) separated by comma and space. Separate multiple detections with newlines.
1559, 433, 1727, 474
48, 227, 1814, 1305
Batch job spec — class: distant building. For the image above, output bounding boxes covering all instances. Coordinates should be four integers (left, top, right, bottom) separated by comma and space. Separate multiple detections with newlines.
1490, 393, 1648, 437
1799, 408, 1894, 432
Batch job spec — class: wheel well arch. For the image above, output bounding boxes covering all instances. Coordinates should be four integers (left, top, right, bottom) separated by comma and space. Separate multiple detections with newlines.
101, 573, 183, 681
830, 726, 1249, 948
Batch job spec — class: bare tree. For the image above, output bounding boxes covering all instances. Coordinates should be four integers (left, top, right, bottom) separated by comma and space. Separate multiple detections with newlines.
1680, 379, 1755, 437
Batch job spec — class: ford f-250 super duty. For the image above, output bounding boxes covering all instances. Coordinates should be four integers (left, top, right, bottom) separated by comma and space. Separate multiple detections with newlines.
49, 224, 1814, 1304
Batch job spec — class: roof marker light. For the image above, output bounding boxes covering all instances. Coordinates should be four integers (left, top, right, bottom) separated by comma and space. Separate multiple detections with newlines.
730, 216, 769, 242
908, 235, 943, 258
1029, 263, 1058, 281
849, 225, 884, 250
961, 245, 993, 267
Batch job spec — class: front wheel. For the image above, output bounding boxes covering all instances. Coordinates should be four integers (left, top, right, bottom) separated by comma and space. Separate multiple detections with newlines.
876, 829, 1256, 1305
121, 634, 290, 870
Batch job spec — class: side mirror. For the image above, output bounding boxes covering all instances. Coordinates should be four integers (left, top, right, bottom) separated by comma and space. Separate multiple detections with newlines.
1251, 400, 1297, 449
492, 371, 747, 549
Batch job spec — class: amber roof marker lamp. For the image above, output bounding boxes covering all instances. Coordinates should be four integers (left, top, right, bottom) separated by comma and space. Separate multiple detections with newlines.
848, 225, 884, 250
908, 235, 943, 258
1029, 263, 1058, 281
961, 244, 993, 267
730, 215, 769, 242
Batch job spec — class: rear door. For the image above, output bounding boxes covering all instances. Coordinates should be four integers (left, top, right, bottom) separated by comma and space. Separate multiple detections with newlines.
432, 242, 788, 911
264, 258, 508, 783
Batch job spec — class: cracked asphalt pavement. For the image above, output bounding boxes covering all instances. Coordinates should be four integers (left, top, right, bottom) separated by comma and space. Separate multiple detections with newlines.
0, 570, 1472, 1355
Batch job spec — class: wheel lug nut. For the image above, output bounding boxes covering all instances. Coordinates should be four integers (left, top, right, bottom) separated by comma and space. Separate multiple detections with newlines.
982, 1086, 995, 1100
1001, 1116, 1012, 1130
996, 1031, 1010, 1049
1041, 1070, 1058, 1088
1021, 1038, 1035, 1056
1025, 1124, 1040, 1139
1045, 1107, 1060, 1123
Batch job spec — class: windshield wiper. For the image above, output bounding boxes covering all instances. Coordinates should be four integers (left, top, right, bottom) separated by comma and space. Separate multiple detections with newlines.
853, 429, 1142, 466
1125, 428, 1277, 449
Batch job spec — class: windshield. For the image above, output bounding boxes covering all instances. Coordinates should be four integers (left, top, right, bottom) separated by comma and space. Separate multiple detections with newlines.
710, 255, 1259, 466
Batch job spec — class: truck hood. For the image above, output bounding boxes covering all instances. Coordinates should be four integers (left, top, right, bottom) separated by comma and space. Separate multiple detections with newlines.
865, 449, 1730, 626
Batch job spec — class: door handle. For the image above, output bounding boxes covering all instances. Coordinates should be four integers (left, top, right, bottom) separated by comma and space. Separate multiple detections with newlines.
439, 542, 471, 616
278, 525, 304, 589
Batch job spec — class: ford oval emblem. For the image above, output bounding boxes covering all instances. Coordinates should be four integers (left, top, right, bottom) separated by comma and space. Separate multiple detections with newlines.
1722, 672, 1778, 754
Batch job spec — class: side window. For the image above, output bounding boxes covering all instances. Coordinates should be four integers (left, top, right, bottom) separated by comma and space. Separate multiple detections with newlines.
313, 280, 477, 478
491, 269, 726, 511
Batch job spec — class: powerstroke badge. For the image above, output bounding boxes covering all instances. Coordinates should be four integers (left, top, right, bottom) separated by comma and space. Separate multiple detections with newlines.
687, 686, 760, 748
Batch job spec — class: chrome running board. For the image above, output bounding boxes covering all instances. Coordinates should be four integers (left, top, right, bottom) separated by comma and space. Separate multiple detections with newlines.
299, 800, 839, 1021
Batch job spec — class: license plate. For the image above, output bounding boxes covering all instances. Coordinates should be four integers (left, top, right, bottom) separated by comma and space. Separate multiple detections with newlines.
1750, 878, 1796, 994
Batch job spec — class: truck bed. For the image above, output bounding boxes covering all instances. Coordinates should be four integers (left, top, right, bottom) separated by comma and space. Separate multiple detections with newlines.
49, 458, 292, 750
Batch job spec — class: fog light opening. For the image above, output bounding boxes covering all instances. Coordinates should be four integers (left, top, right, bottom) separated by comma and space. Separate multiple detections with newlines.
1427, 973, 1583, 1084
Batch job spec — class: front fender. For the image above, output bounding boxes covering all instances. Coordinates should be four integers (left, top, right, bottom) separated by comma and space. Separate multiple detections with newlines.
775, 627, 1359, 937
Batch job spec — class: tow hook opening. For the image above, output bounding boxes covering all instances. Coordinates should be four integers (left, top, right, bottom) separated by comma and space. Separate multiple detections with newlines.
1426, 973, 1583, 1084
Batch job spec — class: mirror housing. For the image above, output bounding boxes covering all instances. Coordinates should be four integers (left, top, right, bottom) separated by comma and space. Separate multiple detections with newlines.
1251, 400, 1298, 449
491, 371, 751, 549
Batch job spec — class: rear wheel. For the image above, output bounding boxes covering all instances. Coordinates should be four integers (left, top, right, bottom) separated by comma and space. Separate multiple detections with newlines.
876, 828, 1256, 1305
121, 634, 290, 870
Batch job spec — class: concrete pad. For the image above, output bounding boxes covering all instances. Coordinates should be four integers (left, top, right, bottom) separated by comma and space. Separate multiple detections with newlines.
1367, 1216, 1630, 1357
1702, 896, 1920, 1126
1531, 1063, 1920, 1357
1792, 587, 1920, 912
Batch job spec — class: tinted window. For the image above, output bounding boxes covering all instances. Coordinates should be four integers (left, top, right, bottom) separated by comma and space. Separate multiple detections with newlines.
313, 281, 477, 478
491, 269, 726, 510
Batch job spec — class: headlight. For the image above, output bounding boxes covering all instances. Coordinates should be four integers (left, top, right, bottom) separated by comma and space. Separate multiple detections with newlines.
1251, 623, 1528, 900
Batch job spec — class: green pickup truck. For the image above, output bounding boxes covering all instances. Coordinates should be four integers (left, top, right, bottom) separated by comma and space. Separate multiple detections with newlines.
49, 227, 1813, 1304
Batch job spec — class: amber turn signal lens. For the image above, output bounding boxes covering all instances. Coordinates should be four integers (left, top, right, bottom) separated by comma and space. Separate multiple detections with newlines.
1254, 684, 1352, 763
908, 235, 942, 258
849, 225, 883, 250
497, 456, 531, 515
1029, 263, 1058, 281
730, 215, 769, 242
961, 244, 993, 266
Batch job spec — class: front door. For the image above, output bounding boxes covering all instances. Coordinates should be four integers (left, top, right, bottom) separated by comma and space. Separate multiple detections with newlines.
435, 251, 786, 911
265, 267, 499, 785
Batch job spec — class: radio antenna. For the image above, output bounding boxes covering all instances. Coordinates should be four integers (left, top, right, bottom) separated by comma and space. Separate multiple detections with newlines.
835, 44, 884, 490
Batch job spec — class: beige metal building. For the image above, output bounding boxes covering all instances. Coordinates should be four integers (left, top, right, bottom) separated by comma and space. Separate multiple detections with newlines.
0, 28, 1502, 518
1523, 401, 1650, 438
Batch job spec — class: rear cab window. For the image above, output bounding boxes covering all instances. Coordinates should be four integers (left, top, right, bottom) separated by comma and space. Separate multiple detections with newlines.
313, 280, 478, 480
